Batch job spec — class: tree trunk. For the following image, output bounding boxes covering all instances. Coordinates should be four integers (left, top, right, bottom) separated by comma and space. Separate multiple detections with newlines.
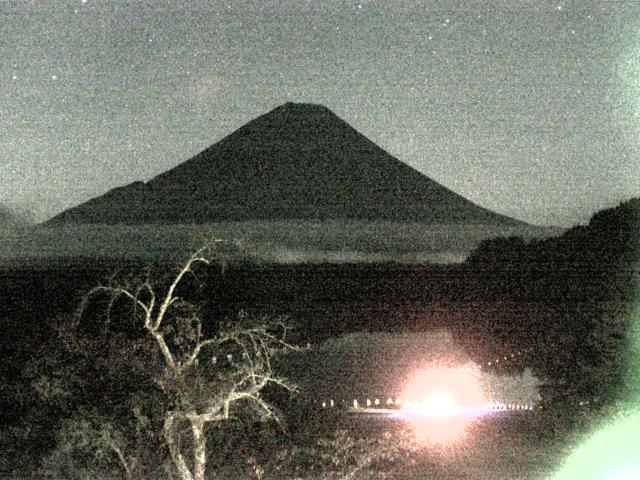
164, 413, 195, 480
191, 418, 207, 480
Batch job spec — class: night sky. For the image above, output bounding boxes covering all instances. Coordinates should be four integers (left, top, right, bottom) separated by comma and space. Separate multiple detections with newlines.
2, 1, 639, 227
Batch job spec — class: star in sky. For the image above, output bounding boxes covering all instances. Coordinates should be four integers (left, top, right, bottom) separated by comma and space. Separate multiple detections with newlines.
0, 0, 638, 227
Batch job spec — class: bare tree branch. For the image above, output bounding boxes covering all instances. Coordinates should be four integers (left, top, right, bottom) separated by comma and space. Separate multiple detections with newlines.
149, 329, 177, 370
164, 413, 194, 480
77, 244, 298, 480
103, 429, 133, 480
154, 247, 210, 332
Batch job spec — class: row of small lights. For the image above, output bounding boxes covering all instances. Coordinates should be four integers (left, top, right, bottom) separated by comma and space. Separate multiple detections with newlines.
318, 398, 539, 410
319, 398, 595, 410
485, 402, 535, 411
480, 346, 535, 368
315, 347, 539, 410
309, 345, 597, 410
319, 398, 396, 409
478, 347, 598, 408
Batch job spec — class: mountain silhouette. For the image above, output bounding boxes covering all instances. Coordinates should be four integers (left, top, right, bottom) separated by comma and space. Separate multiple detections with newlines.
1, 204, 33, 230
46, 102, 527, 226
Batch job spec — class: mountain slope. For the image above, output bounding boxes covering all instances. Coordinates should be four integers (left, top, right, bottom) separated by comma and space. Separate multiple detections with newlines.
0, 204, 33, 230
46, 102, 527, 226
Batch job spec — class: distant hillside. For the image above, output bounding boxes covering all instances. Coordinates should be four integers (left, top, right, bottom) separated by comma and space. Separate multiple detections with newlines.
46, 102, 528, 227
462, 198, 640, 407
467, 197, 640, 267
0, 204, 33, 230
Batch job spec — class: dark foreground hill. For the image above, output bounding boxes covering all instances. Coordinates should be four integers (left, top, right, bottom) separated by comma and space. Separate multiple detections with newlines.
467, 197, 640, 269
463, 197, 640, 405
0, 200, 636, 476
46, 102, 528, 226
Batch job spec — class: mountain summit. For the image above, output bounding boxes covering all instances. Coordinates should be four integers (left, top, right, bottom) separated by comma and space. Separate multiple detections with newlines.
46, 102, 526, 226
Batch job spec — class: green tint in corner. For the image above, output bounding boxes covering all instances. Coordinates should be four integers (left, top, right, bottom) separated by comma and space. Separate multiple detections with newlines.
551, 409, 640, 480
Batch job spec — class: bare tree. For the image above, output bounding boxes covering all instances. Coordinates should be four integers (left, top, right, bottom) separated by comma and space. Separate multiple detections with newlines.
79, 245, 298, 480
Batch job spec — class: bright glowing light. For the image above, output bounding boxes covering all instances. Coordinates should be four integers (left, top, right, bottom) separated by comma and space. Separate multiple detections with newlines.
395, 361, 488, 445
420, 392, 457, 417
